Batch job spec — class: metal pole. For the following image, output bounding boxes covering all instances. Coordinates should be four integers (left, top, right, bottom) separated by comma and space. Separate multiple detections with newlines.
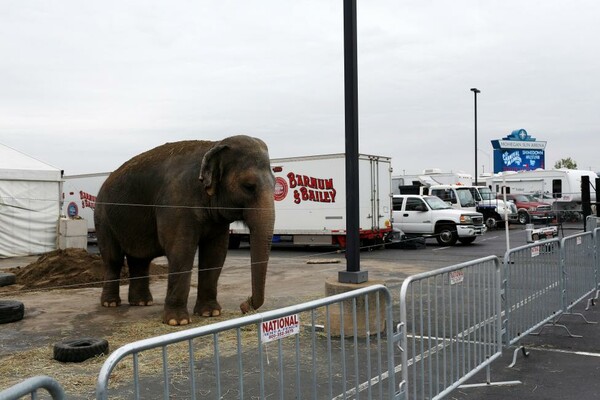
470, 88, 480, 185
596, 178, 600, 217
339, 0, 367, 284
582, 175, 591, 231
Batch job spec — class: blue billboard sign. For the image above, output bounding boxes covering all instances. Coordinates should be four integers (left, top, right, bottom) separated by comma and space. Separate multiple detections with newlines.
491, 129, 546, 173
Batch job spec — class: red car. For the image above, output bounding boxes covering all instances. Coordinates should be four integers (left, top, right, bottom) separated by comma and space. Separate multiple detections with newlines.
497, 193, 554, 224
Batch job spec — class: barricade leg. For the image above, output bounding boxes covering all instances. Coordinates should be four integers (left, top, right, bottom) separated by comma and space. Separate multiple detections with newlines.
508, 345, 530, 369
530, 318, 583, 338
585, 290, 599, 311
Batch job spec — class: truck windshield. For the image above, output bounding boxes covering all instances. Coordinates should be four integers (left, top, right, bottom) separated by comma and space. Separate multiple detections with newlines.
467, 187, 482, 201
456, 188, 476, 207
477, 187, 495, 200
424, 196, 453, 210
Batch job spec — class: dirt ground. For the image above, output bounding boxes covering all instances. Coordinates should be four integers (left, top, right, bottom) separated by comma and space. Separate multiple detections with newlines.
3, 248, 169, 291
0, 245, 422, 397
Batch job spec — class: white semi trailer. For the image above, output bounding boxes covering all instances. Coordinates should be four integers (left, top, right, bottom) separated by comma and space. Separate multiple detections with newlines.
61, 172, 111, 239
230, 153, 393, 248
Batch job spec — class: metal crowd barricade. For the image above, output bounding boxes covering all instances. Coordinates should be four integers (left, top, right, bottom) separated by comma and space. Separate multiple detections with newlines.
0, 376, 66, 400
503, 239, 563, 347
502, 239, 565, 366
398, 256, 508, 400
595, 228, 600, 300
96, 284, 400, 400
561, 232, 596, 313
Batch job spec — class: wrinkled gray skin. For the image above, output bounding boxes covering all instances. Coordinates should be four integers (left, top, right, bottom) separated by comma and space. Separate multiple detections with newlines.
94, 135, 275, 326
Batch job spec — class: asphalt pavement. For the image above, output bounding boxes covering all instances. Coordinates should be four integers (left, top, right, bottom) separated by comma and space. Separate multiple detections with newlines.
452, 298, 600, 400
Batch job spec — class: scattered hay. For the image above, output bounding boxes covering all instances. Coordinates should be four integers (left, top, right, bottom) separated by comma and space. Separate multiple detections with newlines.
0, 310, 260, 398
4, 248, 169, 291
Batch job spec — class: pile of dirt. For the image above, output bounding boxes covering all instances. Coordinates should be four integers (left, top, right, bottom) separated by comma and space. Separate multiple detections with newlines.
6, 248, 169, 291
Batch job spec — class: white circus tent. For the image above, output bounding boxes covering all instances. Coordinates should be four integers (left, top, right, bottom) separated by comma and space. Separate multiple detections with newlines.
0, 143, 62, 257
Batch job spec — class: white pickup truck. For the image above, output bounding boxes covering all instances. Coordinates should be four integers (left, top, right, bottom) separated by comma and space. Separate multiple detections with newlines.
392, 194, 486, 246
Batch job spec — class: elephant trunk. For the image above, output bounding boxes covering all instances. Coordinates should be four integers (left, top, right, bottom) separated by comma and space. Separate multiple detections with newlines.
240, 197, 275, 313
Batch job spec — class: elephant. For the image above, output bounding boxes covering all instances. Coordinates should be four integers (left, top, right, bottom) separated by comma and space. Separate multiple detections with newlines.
94, 135, 275, 326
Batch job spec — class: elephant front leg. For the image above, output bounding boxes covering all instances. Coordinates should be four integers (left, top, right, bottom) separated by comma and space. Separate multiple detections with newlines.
194, 237, 227, 317
163, 265, 193, 326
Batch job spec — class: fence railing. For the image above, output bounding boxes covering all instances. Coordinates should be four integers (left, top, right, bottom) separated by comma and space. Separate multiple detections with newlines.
95, 284, 400, 400
4, 228, 600, 400
0, 375, 66, 400
503, 239, 563, 347
562, 232, 596, 312
398, 256, 503, 400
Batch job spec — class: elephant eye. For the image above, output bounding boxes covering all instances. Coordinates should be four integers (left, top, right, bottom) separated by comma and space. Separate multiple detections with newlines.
242, 182, 257, 194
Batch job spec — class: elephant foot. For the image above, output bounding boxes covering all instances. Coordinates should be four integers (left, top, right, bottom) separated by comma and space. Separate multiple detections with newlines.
194, 300, 222, 318
130, 300, 154, 306
163, 308, 191, 326
101, 295, 121, 308
128, 293, 154, 306
101, 286, 121, 307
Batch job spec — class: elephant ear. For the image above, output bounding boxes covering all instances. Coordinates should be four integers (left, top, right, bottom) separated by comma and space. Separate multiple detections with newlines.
199, 144, 228, 196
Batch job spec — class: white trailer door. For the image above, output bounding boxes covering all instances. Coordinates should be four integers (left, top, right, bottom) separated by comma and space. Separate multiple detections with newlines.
359, 155, 392, 232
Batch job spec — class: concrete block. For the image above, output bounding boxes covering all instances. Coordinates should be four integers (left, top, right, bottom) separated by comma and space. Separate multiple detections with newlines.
59, 218, 88, 237
324, 277, 387, 337
58, 235, 87, 250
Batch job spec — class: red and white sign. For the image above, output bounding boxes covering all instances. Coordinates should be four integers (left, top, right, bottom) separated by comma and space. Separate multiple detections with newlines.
274, 177, 288, 202
260, 314, 300, 343
449, 269, 464, 285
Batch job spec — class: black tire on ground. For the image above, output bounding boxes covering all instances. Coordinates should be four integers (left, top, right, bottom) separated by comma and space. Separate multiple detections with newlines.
0, 272, 16, 287
53, 338, 109, 363
435, 224, 458, 246
0, 300, 25, 324
459, 237, 477, 245
518, 211, 530, 224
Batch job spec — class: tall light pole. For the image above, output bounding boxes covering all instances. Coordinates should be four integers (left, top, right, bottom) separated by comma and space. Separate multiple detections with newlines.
470, 88, 480, 184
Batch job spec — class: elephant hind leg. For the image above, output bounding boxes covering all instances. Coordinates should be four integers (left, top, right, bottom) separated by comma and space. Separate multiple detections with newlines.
126, 255, 154, 306
100, 246, 124, 308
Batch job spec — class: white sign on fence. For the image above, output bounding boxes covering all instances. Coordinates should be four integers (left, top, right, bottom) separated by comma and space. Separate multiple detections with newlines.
449, 269, 464, 285
261, 315, 300, 343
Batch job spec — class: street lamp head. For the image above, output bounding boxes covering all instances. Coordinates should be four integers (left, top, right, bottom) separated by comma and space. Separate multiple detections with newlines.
470, 88, 480, 93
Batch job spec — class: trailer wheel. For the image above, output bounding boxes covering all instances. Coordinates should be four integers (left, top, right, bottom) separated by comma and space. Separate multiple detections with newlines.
436, 224, 458, 246
0, 272, 16, 287
0, 300, 25, 324
53, 338, 109, 363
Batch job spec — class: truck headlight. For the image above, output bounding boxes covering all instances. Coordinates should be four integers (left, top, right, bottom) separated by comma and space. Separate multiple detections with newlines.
460, 215, 473, 224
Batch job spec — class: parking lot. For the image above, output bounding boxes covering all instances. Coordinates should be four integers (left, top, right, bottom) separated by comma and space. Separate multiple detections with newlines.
1, 221, 598, 399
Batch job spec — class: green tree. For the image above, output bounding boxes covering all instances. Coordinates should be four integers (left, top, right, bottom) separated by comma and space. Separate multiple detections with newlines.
554, 157, 578, 169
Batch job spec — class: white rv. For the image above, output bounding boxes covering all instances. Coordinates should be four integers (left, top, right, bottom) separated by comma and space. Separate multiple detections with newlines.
392, 169, 473, 195
485, 169, 598, 211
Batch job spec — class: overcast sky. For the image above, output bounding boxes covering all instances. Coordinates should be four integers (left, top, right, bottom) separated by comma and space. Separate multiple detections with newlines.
1, 1, 599, 177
